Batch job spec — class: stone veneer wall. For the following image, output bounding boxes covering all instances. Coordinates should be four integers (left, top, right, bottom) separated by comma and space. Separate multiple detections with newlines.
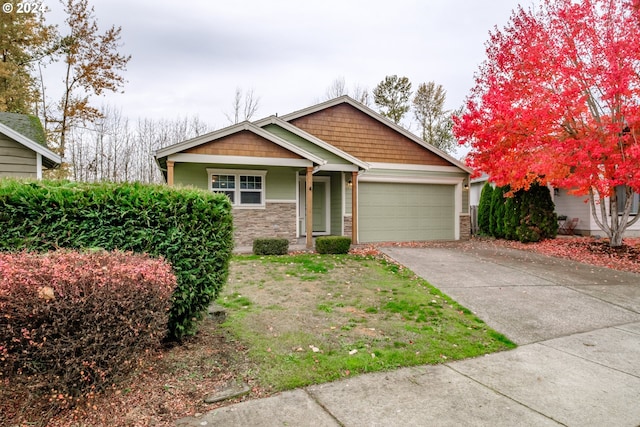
232, 202, 297, 247
459, 214, 471, 241
343, 215, 352, 237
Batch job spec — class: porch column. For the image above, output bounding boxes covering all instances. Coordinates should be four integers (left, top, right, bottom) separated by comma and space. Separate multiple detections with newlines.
306, 167, 314, 249
167, 160, 175, 187
351, 171, 358, 244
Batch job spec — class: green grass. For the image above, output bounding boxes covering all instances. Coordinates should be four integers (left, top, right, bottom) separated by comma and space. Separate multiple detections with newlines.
220, 254, 516, 392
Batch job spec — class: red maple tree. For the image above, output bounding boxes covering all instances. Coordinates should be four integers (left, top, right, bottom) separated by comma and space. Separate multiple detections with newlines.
454, 0, 640, 247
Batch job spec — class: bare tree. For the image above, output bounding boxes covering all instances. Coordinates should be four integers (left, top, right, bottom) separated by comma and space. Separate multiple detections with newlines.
324, 77, 347, 100
322, 78, 370, 105
224, 87, 260, 124
351, 84, 371, 106
64, 105, 213, 183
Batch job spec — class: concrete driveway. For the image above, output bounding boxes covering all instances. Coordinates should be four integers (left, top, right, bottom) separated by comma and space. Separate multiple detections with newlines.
381, 243, 640, 345
177, 242, 640, 427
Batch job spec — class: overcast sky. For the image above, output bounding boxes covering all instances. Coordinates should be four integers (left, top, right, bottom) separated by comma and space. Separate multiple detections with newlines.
44, 0, 534, 133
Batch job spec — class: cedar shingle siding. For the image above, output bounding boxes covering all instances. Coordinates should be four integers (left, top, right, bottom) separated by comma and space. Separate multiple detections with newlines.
185, 130, 303, 159
290, 104, 453, 166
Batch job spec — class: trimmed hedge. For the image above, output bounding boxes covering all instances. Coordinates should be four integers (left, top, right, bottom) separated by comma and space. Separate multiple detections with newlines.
253, 238, 289, 255
316, 236, 351, 254
0, 250, 175, 405
0, 179, 234, 340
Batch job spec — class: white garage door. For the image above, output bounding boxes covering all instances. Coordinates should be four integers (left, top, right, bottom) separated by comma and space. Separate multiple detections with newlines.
359, 182, 455, 242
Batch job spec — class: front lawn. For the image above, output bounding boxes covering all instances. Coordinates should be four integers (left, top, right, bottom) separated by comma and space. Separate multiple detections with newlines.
219, 253, 515, 391
3, 253, 515, 426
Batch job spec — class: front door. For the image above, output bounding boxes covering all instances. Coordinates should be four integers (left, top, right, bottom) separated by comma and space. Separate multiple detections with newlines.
299, 176, 330, 236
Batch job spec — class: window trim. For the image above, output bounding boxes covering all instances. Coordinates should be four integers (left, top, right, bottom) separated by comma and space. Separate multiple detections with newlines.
207, 168, 267, 209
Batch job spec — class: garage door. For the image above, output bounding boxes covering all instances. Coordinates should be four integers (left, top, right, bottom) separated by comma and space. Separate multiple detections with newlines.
359, 182, 454, 242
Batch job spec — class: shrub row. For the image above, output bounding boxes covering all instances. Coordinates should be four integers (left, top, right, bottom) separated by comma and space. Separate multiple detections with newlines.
477, 183, 558, 242
0, 250, 175, 404
0, 179, 234, 340
252, 236, 352, 255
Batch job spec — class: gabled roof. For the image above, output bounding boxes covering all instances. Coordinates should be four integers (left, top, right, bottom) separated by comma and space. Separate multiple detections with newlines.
0, 112, 47, 146
253, 115, 370, 170
0, 115, 64, 168
155, 121, 326, 166
155, 96, 471, 176
280, 96, 472, 174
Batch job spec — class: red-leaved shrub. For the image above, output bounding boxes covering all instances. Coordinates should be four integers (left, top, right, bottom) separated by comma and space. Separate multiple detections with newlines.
0, 250, 176, 407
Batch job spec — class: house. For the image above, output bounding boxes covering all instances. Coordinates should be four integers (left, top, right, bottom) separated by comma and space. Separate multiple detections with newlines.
469, 173, 490, 206
0, 112, 63, 179
155, 96, 471, 247
553, 188, 640, 237
469, 172, 640, 238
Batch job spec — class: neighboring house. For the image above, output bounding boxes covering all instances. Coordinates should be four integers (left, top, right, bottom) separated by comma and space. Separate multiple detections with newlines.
554, 188, 640, 237
469, 170, 640, 238
0, 112, 63, 179
468, 173, 490, 235
155, 96, 471, 247
469, 173, 490, 207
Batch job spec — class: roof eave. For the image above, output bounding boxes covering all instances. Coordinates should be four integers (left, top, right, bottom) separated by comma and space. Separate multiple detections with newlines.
0, 123, 65, 165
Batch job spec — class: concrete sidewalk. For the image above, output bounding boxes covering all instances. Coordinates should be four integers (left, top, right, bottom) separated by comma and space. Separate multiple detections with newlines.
176, 243, 640, 426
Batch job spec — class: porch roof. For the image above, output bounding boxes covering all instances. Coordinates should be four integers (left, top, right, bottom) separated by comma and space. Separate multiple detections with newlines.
154, 121, 330, 176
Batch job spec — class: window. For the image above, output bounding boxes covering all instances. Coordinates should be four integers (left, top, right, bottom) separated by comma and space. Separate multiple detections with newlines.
211, 174, 235, 203
207, 169, 266, 208
614, 185, 639, 216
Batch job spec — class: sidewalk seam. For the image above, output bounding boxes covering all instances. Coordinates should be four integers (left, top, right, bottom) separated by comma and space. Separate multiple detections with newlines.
539, 340, 640, 380
303, 388, 346, 427
443, 362, 568, 427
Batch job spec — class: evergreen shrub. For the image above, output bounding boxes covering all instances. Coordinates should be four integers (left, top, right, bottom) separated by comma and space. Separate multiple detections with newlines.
0, 179, 234, 340
253, 238, 289, 255
477, 182, 557, 243
515, 184, 558, 242
477, 183, 494, 235
316, 236, 351, 254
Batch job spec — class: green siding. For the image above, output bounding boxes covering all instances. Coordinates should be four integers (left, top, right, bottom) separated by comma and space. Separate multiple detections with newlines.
344, 172, 352, 215
462, 180, 469, 214
313, 172, 344, 235
174, 163, 208, 189
173, 163, 297, 200
359, 182, 455, 242
266, 168, 297, 200
263, 124, 352, 165
330, 172, 343, 235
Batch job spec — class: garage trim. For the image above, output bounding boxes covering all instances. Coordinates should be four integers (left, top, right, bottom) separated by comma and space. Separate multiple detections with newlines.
357, 175, 464, 241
